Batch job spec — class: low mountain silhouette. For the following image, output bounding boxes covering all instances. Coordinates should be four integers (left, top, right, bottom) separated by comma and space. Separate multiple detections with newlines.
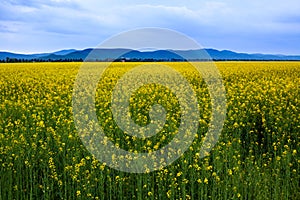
1, 48, 300, 61
52, 49, 77, 56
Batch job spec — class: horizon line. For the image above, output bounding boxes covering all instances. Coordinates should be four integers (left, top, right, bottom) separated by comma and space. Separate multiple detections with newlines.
1, 48, 300, 56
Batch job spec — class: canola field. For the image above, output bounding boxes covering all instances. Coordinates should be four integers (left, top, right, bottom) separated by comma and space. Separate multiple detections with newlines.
0, 62, 299, 199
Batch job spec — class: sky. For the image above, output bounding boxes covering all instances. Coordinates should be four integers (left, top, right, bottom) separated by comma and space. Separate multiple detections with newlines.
1, 0, 300, 54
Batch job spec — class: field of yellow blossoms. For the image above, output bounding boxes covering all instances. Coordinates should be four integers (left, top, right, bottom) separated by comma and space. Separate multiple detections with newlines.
0, 62, 299, 199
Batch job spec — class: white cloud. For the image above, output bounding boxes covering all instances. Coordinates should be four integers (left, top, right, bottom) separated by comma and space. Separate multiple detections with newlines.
1, 0, 300, 54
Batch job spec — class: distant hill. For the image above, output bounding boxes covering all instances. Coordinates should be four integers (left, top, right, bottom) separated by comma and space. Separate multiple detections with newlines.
52, 49, 77, 56
1, 48, 300, 61
0, 52, 40, 60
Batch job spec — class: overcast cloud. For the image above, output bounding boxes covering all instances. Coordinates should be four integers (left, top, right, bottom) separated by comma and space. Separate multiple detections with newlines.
1, 0, 300, 54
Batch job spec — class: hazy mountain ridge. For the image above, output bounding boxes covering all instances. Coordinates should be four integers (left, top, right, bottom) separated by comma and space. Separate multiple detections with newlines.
1, 48, 300, 61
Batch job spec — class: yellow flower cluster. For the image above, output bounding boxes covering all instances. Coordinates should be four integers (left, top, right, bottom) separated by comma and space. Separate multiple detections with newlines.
0, 61, 299, 199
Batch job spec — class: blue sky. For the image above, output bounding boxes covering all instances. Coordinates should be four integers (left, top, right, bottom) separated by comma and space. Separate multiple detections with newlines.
1, 0, 300, 54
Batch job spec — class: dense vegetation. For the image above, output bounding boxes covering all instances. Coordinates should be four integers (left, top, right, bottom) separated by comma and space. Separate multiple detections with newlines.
0, 62, 299, 199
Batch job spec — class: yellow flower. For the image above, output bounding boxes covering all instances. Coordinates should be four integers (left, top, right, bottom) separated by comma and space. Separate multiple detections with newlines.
276, 156, 281, 161
204, 178, 209, 184
177, 172, 182, 177
292, 149, 297, 155
167, 190, 172, 198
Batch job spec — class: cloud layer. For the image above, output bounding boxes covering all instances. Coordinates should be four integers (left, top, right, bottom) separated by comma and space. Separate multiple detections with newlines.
1, 0, 300, 54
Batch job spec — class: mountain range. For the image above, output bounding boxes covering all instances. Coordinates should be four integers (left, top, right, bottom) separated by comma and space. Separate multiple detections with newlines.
1, 48, 300, 61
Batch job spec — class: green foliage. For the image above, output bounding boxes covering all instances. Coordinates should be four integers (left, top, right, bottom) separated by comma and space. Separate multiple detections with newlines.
0, 62, 299, 199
